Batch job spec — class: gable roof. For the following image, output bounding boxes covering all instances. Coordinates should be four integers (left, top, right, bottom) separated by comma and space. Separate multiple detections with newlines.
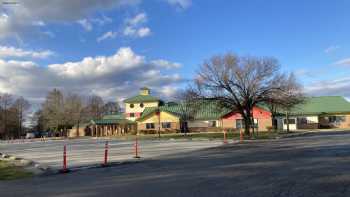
137, 101, 232, 121
123, 94, 160, 103
283, 96, 350, 115
92, 113, 135, 125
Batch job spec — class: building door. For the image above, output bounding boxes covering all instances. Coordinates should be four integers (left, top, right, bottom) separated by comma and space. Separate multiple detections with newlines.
283, 118, 297, 130
180, 122, 188, 133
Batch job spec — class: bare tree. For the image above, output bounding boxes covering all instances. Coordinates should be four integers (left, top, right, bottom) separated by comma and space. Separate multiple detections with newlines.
191, 53, 302, 136
42, 89, 65, 136
266, 74, 305, 132
102, 101, 120, 115
31, 110, 45, 132
64, 93, 83, 136
0, 93, 14, 138
84, 95, 104, 120
13, 97, 30, 137
176, 90, 201, 135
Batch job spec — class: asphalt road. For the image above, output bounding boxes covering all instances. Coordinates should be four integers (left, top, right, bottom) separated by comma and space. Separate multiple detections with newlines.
2, 132, 350, 197
0, 138, 222, 170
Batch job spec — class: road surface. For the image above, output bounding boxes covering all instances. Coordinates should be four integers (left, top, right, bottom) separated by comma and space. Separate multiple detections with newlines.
1, 132, 350, 197
0, 138, 222, 170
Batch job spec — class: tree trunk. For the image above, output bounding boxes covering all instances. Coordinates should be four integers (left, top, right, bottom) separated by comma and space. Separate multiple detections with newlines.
271, 114, 277, 131
76, 120, 80, 137
286, 111, 290, 133
251, 115, 255, 136
243, 116, 251, 136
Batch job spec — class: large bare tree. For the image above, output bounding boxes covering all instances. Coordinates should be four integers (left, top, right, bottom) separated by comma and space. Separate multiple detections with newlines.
190, 53, 303, 135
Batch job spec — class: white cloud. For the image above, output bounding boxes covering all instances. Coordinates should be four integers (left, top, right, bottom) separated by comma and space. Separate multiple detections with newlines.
151, 59, 182, 69
158, 85, 179, 98
123, 12, 151, 38
166, 0, 192, 9
334, 58, 350, 66
0, 47, 183, 102
305, 77, 350, 98
0, 45, 54, 59
0, 14, 11, 38
97, 31, 117, 42
32, 20, 45, 26
137, 27, 151, 37
48, 47, 143, 77
77, 19, 93, 31
324, 45, 340, 54
91, 15, 113, 26
77, 16, 113, 31
0, 0, 140, 40
42, 31, 55, 38
125, 12, 147, 26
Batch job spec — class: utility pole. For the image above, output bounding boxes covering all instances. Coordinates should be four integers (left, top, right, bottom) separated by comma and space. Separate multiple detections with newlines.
157, 109, 161, 139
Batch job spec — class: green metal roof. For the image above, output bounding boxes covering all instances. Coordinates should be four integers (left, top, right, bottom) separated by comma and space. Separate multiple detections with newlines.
123, 94, 160, 103
282, 96, 350, 115
92, 113, 135, 125
92, 119, 135, 125
102, 113, 126, 120
137, 101, 231, 121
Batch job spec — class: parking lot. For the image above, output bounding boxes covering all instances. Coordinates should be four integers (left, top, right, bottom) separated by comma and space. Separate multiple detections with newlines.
0, 137, 223, 170
2, 131, 350, 196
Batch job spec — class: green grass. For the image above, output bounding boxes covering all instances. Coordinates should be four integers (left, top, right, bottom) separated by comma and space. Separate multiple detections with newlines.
0, 161, 33, 181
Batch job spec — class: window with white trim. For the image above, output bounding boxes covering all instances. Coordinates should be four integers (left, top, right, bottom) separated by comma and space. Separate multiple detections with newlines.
162, 122, 171, 128
146, 123, 155, 129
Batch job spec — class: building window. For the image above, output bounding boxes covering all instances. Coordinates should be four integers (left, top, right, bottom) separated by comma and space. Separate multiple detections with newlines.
146, 123, 155, 129
252, 119, 258, 128
210, 121, 216, 127
328, 116, 346, 125
140, 103, 144, 108
130, 104, 134, 108
299, 117, 307, 124
130, 113, 135, 117
283, 119, 296, 124
162, 122, 171, 128
236, 119, 245, 129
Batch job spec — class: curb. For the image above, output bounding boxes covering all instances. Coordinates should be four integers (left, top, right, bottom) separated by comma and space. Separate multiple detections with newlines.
0, 152, 52, 176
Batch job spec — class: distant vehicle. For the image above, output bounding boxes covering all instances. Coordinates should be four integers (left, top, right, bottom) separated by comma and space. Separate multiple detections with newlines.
25, 132, 35, 139
25, 131, 48, 139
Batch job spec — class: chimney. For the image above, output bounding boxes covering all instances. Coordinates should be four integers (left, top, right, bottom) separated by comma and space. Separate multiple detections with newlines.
140, 87, 150, 95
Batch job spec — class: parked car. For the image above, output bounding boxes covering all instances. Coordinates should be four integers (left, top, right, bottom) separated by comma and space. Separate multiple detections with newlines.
25, 132, 35, 139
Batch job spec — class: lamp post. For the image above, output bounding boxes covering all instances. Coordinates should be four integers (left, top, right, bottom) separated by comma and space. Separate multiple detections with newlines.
156, 109, 161, 139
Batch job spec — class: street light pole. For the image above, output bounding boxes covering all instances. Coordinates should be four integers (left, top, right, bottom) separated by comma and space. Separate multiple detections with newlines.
157, 109, 161, 139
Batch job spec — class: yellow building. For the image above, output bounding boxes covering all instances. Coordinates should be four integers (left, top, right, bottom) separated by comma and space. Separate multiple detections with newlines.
123, 87, 160, 121
136, 106, 181, 133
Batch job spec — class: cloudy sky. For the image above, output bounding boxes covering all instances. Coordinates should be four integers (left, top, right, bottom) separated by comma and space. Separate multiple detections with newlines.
0, 0, 350, 106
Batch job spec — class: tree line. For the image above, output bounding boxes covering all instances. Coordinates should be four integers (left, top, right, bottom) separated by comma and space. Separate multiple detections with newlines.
0, 89, 120, 139
1, 52, 303, 139
0, 94, 30, 139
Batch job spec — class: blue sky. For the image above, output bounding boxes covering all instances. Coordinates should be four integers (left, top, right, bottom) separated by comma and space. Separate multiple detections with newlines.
0, 0, 350, 104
